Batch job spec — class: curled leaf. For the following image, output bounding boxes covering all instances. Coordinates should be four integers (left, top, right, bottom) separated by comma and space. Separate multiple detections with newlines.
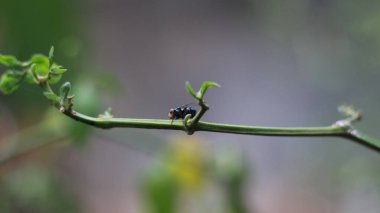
30, 54, 49, 79
58, 82, 75, 112
198, 81, 220, 99
50, 65, 67, 75
182, 114, 192, 134
48, 64, 66, 84
185, 81, 199, 100
60, 82, 71, 99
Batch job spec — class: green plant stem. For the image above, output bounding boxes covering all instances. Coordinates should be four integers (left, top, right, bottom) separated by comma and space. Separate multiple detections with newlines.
345, 129, 380, 153
184, 100, 209, 134
38, 82, 380, 153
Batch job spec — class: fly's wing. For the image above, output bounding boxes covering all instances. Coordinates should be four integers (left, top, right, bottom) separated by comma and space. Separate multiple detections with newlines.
182, 107, 190, 118
180, 107, 187, 119
183, 107, 197, 118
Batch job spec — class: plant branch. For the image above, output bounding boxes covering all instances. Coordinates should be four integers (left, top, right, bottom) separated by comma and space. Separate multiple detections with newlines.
39, 79, 380, 153
2, 48, 380, 154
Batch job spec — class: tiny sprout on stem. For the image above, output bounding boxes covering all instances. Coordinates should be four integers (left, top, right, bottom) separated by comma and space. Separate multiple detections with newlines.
99, 107, 113, 119
59, 82, 74, 112
184, 81, 220, 134
333, 105, 362, 127
48, 46, 54, 68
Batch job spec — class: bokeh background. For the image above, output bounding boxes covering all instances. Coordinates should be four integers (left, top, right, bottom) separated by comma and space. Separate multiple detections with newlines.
1, 0, 380, 212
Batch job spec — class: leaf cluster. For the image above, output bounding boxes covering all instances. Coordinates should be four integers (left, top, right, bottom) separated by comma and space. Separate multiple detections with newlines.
0, 47, 67, 94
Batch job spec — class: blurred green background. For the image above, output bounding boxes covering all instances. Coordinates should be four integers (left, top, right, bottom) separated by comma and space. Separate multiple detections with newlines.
1, 0, 380, 212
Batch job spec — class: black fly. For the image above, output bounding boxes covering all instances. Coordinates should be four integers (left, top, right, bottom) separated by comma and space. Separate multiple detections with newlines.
168, 105, 196, 124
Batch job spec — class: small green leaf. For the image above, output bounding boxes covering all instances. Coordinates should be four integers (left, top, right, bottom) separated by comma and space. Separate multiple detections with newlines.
47, 64, 66, 84
338, 105, 357, 117
99, 107, 113, 119
25, 71, 37, 84
59, 82, 72, 111
337, 105, 362, 123
48, 73, 62, 84
185, 81, 199, 100
30, 54, 49, 79
50, 64, 67, 75
104, 107, 113, 117
198, 81, 220, 99
30, 54, 48, 64
43, 91, 60, 102
0, 55, 21, 67
0, 70, 24, 94
48, 46, 54, 66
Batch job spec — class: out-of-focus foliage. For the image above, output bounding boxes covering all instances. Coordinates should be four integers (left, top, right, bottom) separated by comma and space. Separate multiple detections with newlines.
0, 55, 21, 67
0, 70, 24, 94
141, 137, 249, 213
0, 165, 79, 213
333, 0, 380, 63
0, 47, 101, 145
0, 0, 78, 56
0, 50, 67, 94
0, 0, 94, 211
0, 0, 83, 123
213, 150, 249, 213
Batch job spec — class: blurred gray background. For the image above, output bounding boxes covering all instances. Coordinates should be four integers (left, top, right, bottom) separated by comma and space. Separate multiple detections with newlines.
1, 0, 380, 212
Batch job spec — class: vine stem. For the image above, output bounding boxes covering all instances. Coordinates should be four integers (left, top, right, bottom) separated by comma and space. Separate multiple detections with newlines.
37, 81, 380, 153
58, 109, 380, 153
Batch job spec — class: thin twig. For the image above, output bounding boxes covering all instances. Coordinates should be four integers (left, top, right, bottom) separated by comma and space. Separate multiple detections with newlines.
37, 80, 380, 153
